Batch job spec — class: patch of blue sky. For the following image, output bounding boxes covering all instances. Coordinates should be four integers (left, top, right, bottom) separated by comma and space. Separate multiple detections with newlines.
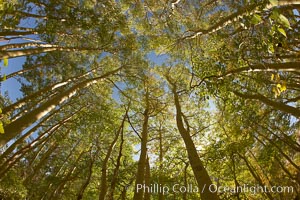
0, 57, 25, 101
0, 7, 47, 101
146, 51, 169, 66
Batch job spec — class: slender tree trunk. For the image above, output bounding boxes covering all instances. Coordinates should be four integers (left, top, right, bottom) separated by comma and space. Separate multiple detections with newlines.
238, 153, 274, 200
77, 149, 98, 200
257, 124, 300, 152
106, 132, 124, 200
133, 92, 150, 200
0, 47, 60, 59
230, 155, 241, 200
0, 46, 106, 59
183, 3, 263, 39
183, 162, 189, 200
107, 106, 128, 200
27, 138, 48, 168
0, 119, 71, 178
247, 133, 299, 185
233, 91, 300, 118
0, 63, 45, 82
166, 77, 219, 200
254, 132, 300, 171
158, 127, 164, 200
41, 137, 83, 199
275, 156, 300, 184
24, 142, 59, 183
23, 125, 74, 184
2, 67, 97, 115
48, 151, 84, 200
0, 42, 57, 51
120, 186, 127, 200
144, 155, 151, 200
248, 150, 273, 188
0, 30, 39, 37
99, 110, 128, 200
0, 67, 121, 146
0, 108, 59, 161
200, 62, 300, 82
0, 104, 83, 161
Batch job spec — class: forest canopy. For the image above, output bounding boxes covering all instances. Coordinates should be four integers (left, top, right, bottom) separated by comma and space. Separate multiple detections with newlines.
0, 0, 299, 199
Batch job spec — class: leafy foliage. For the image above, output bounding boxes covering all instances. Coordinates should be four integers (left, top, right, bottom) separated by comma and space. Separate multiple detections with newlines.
0, 0, 299, 199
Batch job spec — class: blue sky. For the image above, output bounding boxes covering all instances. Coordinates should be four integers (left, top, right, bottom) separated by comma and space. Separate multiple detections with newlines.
0, 49, 170, 104
0, 55, 25, 101
0, 13, 38, 102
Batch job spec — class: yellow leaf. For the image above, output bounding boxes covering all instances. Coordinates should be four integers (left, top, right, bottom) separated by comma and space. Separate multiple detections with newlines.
280, 81, 287, 92
269, 0, 278, 6
277, 83, 281, 89
271, 74, 274, 81
0, 0, 4, 11
0, 122, 4, 134
3, 57, 8, 67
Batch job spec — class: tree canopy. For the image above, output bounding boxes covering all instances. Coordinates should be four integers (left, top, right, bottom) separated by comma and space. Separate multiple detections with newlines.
0, 0, 299, 199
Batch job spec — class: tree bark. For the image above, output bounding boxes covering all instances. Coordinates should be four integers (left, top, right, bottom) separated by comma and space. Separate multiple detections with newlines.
183, 3, 263, 39
99, 110, 128, 200
76, 149, 98, 200
253, 134, 300, 171
133, 91, 150, 200
193, 62, 300, 88
24, 141, 59, 183
0, 46, 106, 59
106, 131, 124, 200
40, 137, 83, 199
233, 91, 300, 118
48, 151, 84, 200
166, 77, 220, 200
257, 124, 300, 152
183, 162, 189, 200
0, 108, 59, 161
0, 47, 60, 59
238, 153, 274, 200
0, 103, 83, 161
253, 135, 299, 184
144, 155, 151, 200
2, 67, 98, 115
0, 67, 121, 146
158, 126, 164, 200
0, 63, 45, 82
0, 31, 39, 37
106, 105, 128, 200
230, 154, 242, 200
0, 118, 72, 178
0, 42, 57, 51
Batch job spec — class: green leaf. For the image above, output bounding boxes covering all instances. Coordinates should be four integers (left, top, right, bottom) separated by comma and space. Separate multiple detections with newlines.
278, 14, 290, 28
271, 10, 279, 19
0, 108, 2, 114
269, 0, 278, 6
250, 14, 262, 25
3, 57, 8, 67
0, 122, 4, 134
268, 44, 274, 54
277, 27, 286, 37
